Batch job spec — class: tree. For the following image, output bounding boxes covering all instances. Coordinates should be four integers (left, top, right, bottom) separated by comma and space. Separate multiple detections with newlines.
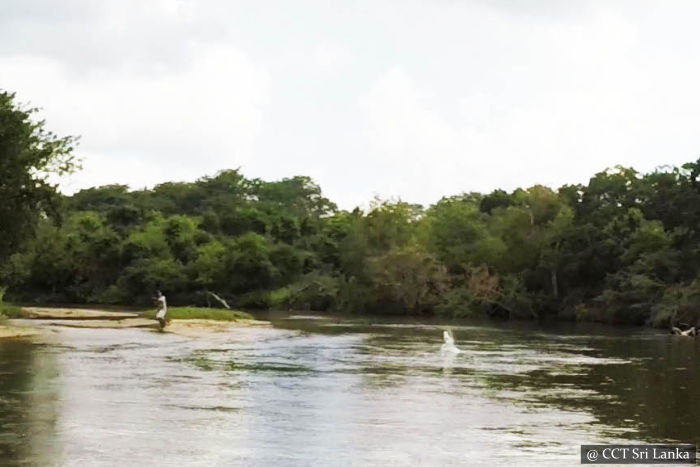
425, 194, 501, 271
0, 91, 79, 267
368, 245, 448, 314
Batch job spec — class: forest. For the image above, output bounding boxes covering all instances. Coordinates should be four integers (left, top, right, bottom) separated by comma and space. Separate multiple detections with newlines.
3, 91, 700, 328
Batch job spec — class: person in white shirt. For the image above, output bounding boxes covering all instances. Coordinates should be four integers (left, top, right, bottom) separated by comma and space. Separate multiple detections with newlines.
155, 290, 167, 329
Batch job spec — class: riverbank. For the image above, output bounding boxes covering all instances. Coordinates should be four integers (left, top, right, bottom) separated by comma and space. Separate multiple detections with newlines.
0, 322, 42, 339
22, 307, 141, 320
0, 305, 265, 339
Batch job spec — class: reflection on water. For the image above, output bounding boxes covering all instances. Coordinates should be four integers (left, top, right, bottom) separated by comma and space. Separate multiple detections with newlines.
1, 315, 699, 466
0, 340, 60, 467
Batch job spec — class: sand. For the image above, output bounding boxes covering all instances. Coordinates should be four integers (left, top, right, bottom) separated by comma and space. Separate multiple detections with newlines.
0, 322, 43, 339
1, 307, 268, 340
21, 307, 139, 320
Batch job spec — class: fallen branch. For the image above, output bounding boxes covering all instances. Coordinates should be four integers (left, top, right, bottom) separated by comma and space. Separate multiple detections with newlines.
208, 291, 231, 309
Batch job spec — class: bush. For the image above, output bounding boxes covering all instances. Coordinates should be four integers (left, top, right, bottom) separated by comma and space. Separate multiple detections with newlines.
436, 267, 535, 319
0, 304, 24, 318
267, 287, 292, 309
0, 288, 24, 319
286, 273, 339, 311
434, 286, 477, 318
237, 291, 273, 309
649, 281, 700, 328
336, 276, 374, 313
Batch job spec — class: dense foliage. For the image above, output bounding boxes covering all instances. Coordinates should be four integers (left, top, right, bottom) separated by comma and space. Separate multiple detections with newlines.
0, 91, 78, 317
0, 92, 78, 265
2, 87, 699, 327
5, 159, 700, 328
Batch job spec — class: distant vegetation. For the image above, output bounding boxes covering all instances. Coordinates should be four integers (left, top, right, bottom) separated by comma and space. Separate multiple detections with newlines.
3, 90, 700, 327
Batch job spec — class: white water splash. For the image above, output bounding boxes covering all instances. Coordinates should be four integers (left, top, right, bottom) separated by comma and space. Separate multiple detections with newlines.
441, 330, 461, 354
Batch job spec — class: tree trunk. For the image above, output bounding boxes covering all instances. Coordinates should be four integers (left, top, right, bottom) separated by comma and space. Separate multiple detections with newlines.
551, 269, 559, 298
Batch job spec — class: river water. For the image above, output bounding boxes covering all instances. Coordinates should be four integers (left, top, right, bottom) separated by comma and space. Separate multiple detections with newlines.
1, 314, 699, 466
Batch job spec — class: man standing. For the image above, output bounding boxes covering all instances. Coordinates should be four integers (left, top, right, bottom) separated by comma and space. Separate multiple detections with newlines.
155, 290, 168, 329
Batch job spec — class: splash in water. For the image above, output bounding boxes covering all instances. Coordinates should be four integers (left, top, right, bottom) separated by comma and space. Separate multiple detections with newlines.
441, 329, 461, 354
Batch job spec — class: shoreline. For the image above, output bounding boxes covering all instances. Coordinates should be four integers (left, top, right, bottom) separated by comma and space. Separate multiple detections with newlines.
0, 322, 43, 339
0, 306, 268, 340
1, 305, 680, 341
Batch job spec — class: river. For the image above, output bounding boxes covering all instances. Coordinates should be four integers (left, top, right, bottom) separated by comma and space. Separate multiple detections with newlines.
1, 313, 699, 466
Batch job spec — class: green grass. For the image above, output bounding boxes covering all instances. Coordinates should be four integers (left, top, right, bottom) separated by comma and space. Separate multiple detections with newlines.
0, 303, 25, 319
143, 306, 253, 321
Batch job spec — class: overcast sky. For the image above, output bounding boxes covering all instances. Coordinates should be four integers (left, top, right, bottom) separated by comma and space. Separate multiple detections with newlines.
2, 1, 699, 209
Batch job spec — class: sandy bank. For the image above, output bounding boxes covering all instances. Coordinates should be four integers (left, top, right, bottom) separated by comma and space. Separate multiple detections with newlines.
44, 318, 156, 329
22, 307, 139, 320
41, 317, 269, 334
1, 318, 269, 340
159, 319, 270, 337
2, 307, 269, 339
0, 322, 43, 339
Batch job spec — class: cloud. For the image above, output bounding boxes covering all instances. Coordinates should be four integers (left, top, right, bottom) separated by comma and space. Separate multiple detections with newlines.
3, 0, 700, 209
312, 43, 354, 74
357, 60, 644, 204
352, 3, 700, 206
0, 43, 269, 192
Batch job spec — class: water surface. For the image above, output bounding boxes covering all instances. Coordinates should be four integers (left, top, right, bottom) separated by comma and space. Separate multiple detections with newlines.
1, 315, 699, 466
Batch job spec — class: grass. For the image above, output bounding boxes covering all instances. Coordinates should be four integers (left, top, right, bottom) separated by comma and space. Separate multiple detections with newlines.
143, 306, 253, 321
0, 303, 25, 319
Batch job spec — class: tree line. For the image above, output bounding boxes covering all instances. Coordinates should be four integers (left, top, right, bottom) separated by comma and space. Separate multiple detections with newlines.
3, 90, 700, 327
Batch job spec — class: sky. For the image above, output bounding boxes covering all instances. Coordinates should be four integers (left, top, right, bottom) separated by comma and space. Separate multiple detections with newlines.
1, 0, 700, 209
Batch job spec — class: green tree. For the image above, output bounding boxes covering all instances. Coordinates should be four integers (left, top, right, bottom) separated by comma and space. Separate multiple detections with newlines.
0, 91, 78, 267
368, 245, 448, 314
